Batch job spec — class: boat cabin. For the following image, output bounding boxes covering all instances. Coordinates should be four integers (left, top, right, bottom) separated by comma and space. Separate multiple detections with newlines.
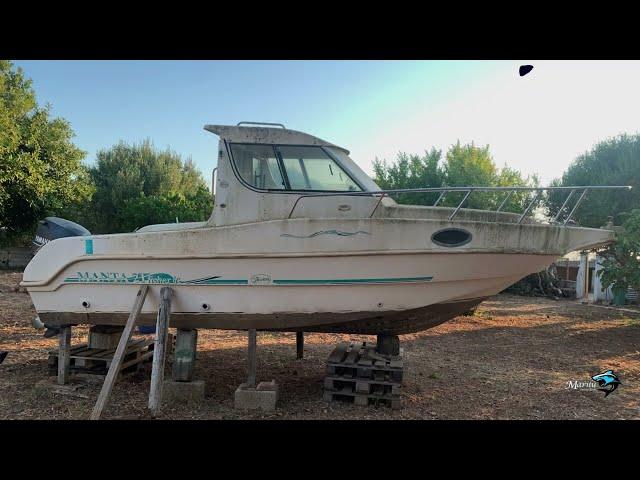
205, 122, 384, 226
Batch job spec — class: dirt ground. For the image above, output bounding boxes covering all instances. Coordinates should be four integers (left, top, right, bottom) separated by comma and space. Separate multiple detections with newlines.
1, 270, 639, 420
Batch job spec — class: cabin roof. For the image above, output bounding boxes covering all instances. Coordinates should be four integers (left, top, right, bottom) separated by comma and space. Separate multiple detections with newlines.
203, 124, 350, 154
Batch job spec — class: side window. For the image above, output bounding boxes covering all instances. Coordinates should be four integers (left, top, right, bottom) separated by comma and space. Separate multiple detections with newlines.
229, 144, 286, 190
278, 146, 361, 192
282, 157, 310, 189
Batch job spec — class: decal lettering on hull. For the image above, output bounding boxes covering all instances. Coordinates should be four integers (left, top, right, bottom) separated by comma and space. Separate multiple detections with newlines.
280, 230, 371, 239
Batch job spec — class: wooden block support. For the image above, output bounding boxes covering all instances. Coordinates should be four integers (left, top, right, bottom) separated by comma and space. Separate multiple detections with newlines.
148, 287, 173, 416
57, 326, 72, 385
88, 325, 125, 350
90, 285, 149, 420
172, 328, 197, 382
296, 332, 304, 359
247, 329, 257, 388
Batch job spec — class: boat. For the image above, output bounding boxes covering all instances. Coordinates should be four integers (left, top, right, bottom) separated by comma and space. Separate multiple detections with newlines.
21, 122, 630, 335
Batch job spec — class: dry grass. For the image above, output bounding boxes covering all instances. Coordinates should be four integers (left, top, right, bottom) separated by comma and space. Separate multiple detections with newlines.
1, 271, 639, 420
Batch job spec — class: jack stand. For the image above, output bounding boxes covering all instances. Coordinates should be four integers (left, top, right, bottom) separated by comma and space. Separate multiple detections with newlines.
234, 329, 278, 411
376, 334, 400, 356
163, 328, 205, 404
296, 331, 304, 359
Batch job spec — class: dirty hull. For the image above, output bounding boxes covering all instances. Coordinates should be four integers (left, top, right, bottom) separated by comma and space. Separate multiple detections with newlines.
38, 297, 485, 334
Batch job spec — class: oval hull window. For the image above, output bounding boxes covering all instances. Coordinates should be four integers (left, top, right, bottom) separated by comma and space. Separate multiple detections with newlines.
431, 228, 472, 247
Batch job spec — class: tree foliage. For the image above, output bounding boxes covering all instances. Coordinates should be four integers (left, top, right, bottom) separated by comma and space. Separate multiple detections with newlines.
373, 148, 443, 205
546, 134, 639, 227
597, 209, 640, 295
80, 140, 213, 233
0, 60, 91, 245
373, 141, 537, 211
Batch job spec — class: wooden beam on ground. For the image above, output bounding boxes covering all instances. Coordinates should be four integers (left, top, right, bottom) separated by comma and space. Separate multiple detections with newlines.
296, 332, 304, 359
148, 286, 173, 416
57, 326, 72, 385
247, 329, 257, 388
90, 285, 149, 420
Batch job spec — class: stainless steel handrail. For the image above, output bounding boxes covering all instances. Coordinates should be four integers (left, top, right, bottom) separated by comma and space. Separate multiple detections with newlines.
237, 121, 286, 129
285, 185, 632, 224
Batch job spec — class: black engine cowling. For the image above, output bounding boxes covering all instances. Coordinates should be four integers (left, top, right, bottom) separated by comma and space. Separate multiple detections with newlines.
33, 217, 91, 253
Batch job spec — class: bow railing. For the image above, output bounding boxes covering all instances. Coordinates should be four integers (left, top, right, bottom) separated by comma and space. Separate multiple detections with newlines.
287, 185, 632, 225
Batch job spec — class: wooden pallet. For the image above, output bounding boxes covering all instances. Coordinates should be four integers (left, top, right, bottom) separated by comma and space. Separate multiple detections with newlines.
324, 376, 402, 396
324, 341, 403, 410
323, 388, 402, 410
326, 341, 403, 382
48, 338, 156, 378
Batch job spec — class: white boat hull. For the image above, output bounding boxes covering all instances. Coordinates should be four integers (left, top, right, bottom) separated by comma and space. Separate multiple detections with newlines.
32, 252, 556, 333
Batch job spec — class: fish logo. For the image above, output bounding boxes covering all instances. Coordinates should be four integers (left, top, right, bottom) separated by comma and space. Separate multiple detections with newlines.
591, 370, 622, 398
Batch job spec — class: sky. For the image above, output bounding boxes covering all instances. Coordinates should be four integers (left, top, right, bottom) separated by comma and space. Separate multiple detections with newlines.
14, 60, 640, 185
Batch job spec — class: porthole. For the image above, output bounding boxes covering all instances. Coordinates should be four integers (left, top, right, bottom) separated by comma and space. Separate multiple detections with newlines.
431, 228, 472, 247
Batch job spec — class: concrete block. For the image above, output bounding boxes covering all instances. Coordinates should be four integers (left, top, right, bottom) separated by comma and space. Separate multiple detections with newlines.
162, 380, 205, 404
234, 380, 278, 411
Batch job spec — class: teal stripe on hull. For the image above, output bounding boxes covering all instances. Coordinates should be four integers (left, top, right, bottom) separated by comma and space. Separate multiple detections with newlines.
273, 276, 433, 285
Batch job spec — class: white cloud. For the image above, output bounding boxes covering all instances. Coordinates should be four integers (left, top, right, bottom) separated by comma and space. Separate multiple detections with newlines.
347, 61, 640, 184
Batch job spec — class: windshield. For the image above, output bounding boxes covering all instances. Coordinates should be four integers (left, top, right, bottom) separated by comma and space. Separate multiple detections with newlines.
229, 143, 362, 192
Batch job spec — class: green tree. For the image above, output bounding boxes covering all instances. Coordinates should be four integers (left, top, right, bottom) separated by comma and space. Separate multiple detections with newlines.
0, 60, 91, 245
546, 134, 639, 227
373, 148, 444, 204
373, 141, 535, 211
441, 142, 498, 209
83, 140, 213, 233
597, 209, 640, 297
496, 165, 540, 214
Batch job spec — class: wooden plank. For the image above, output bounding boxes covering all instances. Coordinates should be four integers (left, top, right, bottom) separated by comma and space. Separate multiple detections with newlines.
148, 286, 173, 416
324, 375, 402, 388
49, 344, 89, 357
120, 349, 154, 370
327, 342, 349, 364
90, 285, 149, 420
57, 326, 72, 385
344, 342, 362, 365
357, 348, 373, 366
74, 348, 109, 359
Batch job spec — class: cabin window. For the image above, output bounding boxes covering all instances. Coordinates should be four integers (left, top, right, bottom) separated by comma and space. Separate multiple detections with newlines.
229, 144, 287, 190
229, 143, 363, 192
277, 146, 362, 192
431, 228, 472, 247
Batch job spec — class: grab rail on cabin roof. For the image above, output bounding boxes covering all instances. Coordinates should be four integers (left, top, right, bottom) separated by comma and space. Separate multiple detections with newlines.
286, 185, 632, 225
237, 121, 286, 129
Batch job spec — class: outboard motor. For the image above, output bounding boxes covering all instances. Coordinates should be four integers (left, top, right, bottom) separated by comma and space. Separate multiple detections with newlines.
33, 217, 91, 253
